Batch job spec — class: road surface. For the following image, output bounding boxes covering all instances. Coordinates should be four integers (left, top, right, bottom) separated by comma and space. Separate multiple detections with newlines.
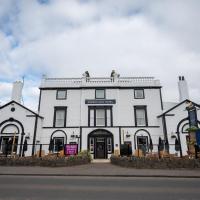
0, 175, 199, 200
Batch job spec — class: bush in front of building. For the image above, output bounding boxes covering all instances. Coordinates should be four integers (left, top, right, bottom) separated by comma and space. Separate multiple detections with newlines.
120, 144, 132, 157
0, 151, 91, 167
110, 155, 200, 169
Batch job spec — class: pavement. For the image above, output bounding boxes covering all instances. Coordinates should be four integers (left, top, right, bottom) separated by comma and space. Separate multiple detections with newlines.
1, 162, 200, 178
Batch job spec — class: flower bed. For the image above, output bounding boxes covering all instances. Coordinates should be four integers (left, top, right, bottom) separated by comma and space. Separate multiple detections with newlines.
111, 155, 200, 169
0, 151, 91, 167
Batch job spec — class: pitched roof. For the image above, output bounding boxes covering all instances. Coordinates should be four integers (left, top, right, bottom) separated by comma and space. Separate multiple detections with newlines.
0, 100, 43, 119
157, 99, 200, 118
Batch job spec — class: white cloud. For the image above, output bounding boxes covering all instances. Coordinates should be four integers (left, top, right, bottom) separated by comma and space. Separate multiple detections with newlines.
0, 82, 12, 105
0, 0, 200, 109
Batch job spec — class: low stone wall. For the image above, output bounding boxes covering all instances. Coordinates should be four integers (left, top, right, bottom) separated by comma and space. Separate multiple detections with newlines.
0, 154, 91, 167
111, 155, 200, 169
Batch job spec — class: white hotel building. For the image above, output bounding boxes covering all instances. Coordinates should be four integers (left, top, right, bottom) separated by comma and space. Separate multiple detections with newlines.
0, 71, 199, 159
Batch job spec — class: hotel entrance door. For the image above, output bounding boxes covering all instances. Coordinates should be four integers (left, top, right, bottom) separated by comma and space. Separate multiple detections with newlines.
96, 138, 105, 159
88, 130, 113, 159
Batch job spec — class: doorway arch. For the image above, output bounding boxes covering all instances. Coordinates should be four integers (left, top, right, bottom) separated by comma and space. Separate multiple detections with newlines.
88, 129, 113, 159
0, 118, 25, 156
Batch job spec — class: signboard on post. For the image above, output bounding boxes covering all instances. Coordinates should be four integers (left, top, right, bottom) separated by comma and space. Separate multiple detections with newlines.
64, 144, 78, 156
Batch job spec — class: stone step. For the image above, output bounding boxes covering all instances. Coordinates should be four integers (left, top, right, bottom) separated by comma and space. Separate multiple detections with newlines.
91, 159, 110, 163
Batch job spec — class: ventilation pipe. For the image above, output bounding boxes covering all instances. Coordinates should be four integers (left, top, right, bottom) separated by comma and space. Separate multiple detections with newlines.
178, 76, 189, 102
11, 81, 23, 104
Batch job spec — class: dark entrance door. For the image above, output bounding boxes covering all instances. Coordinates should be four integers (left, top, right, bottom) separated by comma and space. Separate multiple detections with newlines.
95, 138, 105, 159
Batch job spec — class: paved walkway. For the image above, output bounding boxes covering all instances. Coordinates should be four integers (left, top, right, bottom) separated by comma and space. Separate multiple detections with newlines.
0, 163, 200, 178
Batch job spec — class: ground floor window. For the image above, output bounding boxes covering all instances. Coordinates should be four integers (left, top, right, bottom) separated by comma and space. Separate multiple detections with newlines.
0, 136, 18, 155
53, 137, 64, 152
137, 136, 148, 154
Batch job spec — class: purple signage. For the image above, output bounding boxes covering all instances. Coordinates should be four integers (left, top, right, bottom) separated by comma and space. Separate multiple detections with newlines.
64, 144, 78, 156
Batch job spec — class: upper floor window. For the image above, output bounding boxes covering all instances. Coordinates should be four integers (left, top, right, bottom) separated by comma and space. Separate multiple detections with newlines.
134, 106, 148, 126
95, 89, 105, 99
88, 106, 112, 127
134, 89, 144, 99
57, 90, 67, 100
54, 107, 67, 127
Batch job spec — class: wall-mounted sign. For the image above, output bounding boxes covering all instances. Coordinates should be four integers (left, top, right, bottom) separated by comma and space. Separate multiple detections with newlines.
85, 99, 116, 104
64, 144, 78, 156
196, 130, 200, 146
188, 108, 197, 127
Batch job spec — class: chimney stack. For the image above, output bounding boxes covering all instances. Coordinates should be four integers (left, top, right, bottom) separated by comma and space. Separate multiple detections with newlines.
178, 76, 189, 102
11, 81, 23, 104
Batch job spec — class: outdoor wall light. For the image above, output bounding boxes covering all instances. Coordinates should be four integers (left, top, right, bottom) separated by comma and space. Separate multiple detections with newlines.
171, 132, 176, 138
126, 131, 131, 138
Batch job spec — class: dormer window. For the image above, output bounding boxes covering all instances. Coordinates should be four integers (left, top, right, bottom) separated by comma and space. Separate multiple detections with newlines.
95, 89, 105, 99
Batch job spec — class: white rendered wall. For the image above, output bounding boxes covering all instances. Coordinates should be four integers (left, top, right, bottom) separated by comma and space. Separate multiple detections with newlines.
165, 102, 200, 155
39, 88, 162, 127
0, 102, 42, 156
39, 86, 164, 156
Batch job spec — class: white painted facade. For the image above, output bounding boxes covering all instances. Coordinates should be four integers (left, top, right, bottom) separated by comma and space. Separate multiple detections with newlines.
38, 74, 164, 158
0, 101, 43, 156
0, 73, 199, 158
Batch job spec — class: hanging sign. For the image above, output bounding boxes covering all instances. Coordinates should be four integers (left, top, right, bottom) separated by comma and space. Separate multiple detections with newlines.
64, 144, 78, 156
196, 130, 200, 146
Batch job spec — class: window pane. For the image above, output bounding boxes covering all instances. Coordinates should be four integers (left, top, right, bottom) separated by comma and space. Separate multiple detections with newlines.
89, 138, 94, 153
107, 109, 111, 126
107, 138, 112, 153
137, 136, 148, 152
96, 89, 105, 99
55, 110, 65, 127
96, 109, 104, 118
90, 109, 94, 126
53, 138, 64, 152
57, 90, 66, 99
135, 90, 144, 99
136, 109, 146, 126
96, 109, 105, 126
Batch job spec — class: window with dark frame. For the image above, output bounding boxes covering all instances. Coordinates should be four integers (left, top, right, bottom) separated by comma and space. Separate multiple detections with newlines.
53, 137, 64, 152
95, 89, 105, 99
134, 89, 144, 99
56, 90, 67, 100
54, 107, 67, 127
96, 109, 105, 126
137, 136, 148, 152
88, 106, 112, 127
134, 106, 148, 126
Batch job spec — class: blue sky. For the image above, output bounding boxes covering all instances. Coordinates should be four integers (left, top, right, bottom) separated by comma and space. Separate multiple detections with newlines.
0, 0, 200, 110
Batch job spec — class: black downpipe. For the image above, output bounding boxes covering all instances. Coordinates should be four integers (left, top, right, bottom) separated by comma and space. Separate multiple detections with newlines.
32, 116, 38, 156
